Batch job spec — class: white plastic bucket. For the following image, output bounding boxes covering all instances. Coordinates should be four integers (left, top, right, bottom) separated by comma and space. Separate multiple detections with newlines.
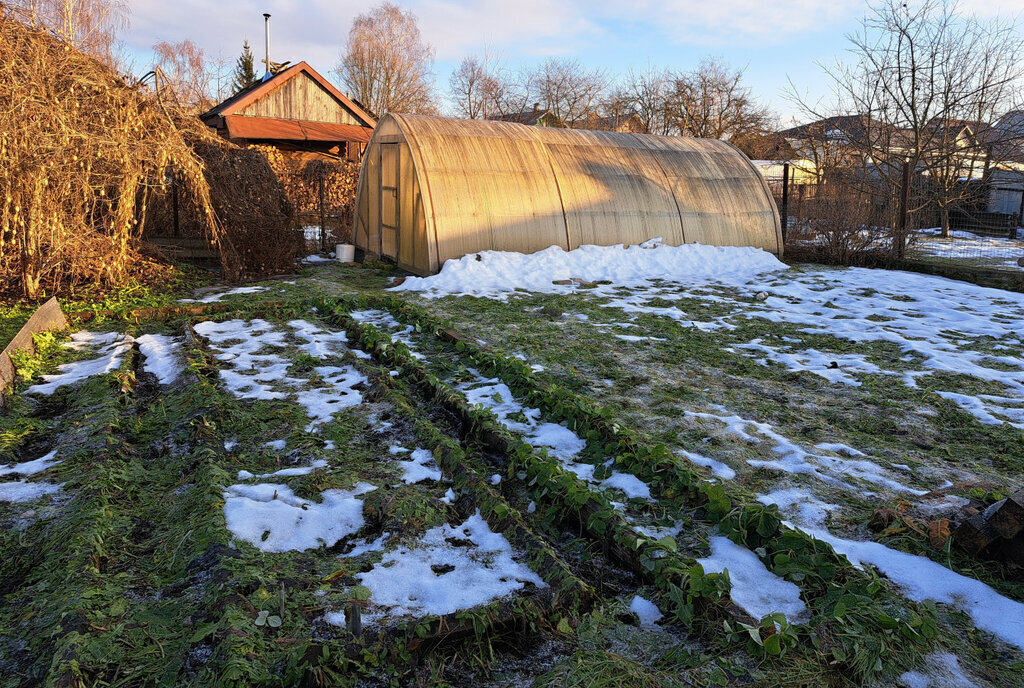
336, 244, 355, 263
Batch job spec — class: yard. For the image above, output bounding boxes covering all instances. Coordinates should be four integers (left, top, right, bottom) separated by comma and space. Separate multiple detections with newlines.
1, 245, 1023, 688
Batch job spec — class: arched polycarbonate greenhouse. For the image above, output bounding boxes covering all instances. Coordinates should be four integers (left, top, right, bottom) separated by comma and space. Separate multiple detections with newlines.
352, 114, 782, 274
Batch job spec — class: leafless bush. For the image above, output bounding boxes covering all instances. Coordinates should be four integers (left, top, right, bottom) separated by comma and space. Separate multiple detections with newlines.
785, 187, 895, 265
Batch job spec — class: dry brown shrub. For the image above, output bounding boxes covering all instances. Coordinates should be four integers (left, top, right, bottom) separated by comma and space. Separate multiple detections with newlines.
0, 5, 222, 298
784, 186, 896, 266
146, 139, 302, 279
1, 6, 302, 298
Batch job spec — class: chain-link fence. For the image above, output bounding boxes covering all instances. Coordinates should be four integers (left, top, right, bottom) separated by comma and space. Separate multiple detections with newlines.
757, 162, 1024, 273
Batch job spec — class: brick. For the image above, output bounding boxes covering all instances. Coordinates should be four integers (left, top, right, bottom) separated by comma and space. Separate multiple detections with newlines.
988, 490, 1024, 540
954, 513, 1000, 556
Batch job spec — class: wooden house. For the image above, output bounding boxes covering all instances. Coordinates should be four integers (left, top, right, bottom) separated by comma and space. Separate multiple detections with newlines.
488, 104, 564, 128
201, 62, 376, 161
353, 114, 781, 274
574, 112, 649, 134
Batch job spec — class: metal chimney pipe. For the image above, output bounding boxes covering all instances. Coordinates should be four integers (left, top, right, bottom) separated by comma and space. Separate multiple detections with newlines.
263, 13, 272, 81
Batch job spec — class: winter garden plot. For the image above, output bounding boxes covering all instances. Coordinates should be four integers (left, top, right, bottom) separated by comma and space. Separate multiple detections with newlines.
3, 250, 1024, 687
378, 242, 1024, 683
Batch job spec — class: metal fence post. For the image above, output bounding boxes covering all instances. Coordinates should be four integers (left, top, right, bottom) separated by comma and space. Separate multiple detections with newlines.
319, 169, 327, 253
781, 163, 790, 242
895, 161, 910, 261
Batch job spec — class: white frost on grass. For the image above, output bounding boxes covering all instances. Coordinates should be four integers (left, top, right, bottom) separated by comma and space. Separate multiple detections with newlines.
460, 375, 652, 501
677, 449, 736, 480
697, 535, 808, 623
686, 409, 926, 495
0, 480, 61, 502
629, 595, 663, 625
136, 334, 183, 385
392, 242, 788, 300
222, 482, 376, 553
0, 450, 59, 477
395, 448, 442, 484
26, 332, 133, 395
349, 511, 546, 618
181, 285, 268, 304
194, 319, 366, 431
759, 487, 1024, 653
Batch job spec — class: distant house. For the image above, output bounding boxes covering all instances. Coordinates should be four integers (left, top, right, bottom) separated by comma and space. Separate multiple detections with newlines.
574, 112, 649, 134
780, 114, 990, 182
488, 104, 564, 128
201, 62, 376, 161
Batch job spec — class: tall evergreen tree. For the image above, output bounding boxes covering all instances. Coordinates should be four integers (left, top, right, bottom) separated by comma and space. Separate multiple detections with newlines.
232, 40, 257, 94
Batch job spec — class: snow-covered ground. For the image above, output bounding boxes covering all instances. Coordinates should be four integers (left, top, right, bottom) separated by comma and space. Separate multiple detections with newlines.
26, 331, 133, 395
194, 319, 366, 431
391, 240, 786, 300
911, 228, 1024, 269
395, 240, 1024, 652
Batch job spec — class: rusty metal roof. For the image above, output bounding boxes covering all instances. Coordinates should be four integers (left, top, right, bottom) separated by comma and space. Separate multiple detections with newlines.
223, 115, 374, 143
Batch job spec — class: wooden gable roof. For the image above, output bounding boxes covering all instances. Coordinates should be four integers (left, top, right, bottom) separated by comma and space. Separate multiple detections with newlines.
201, 62, 375, 130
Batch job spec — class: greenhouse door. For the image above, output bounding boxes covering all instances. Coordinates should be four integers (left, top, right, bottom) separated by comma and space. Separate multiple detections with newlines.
380, 143, 399, 260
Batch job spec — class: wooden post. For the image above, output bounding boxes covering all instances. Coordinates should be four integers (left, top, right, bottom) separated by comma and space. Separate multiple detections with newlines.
318, 169, 327, 253
1016, 183, 1024, 239
171, 166, 180, 238
781, 163, 790, 242
895, 161, 911, 261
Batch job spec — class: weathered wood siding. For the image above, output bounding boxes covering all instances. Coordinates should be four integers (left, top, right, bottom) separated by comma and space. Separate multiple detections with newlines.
240, 73, 362, 125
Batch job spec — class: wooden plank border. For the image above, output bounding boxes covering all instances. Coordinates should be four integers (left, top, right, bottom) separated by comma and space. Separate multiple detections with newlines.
0, 297, 68, 404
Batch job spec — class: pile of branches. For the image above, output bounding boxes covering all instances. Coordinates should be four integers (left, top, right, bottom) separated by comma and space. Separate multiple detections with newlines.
0, 6, 300, 299
147, 138, 301, 280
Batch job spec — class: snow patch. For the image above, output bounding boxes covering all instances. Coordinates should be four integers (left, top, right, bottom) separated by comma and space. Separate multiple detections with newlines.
697, 535, 808, 623
222, 482, 376, 553
26, 332, 133, 395
136, 334, 183, 385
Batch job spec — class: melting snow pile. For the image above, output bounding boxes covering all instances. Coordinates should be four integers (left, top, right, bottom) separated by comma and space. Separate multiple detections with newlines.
697, 535, 808, 623
629, 595, 664, 625
223, 482, 376, 553
26, 331, 133, 395
136, 334, 183, 385
460, 375, 651, 500
389, 446, 442, 484
759, 488, 1024, 652
180, 285, 268, 304
391, 241, 788, 299
0, 450, 63, 503
193, 319, 365, 431
337, 511, 546, 619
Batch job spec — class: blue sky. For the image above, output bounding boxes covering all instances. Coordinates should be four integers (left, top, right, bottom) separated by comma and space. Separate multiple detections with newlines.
122, 0, 1022, 125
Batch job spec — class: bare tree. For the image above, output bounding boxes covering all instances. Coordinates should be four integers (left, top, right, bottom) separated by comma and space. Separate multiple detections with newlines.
621, 65, 672, 135
335, 1, 435, 117
527, 57, 606, 126
794, 0, 1023, 239
449, 52, 500, 119
11, 0, 128, 65
153, 39, 209, 108
665, 58, 771, 140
